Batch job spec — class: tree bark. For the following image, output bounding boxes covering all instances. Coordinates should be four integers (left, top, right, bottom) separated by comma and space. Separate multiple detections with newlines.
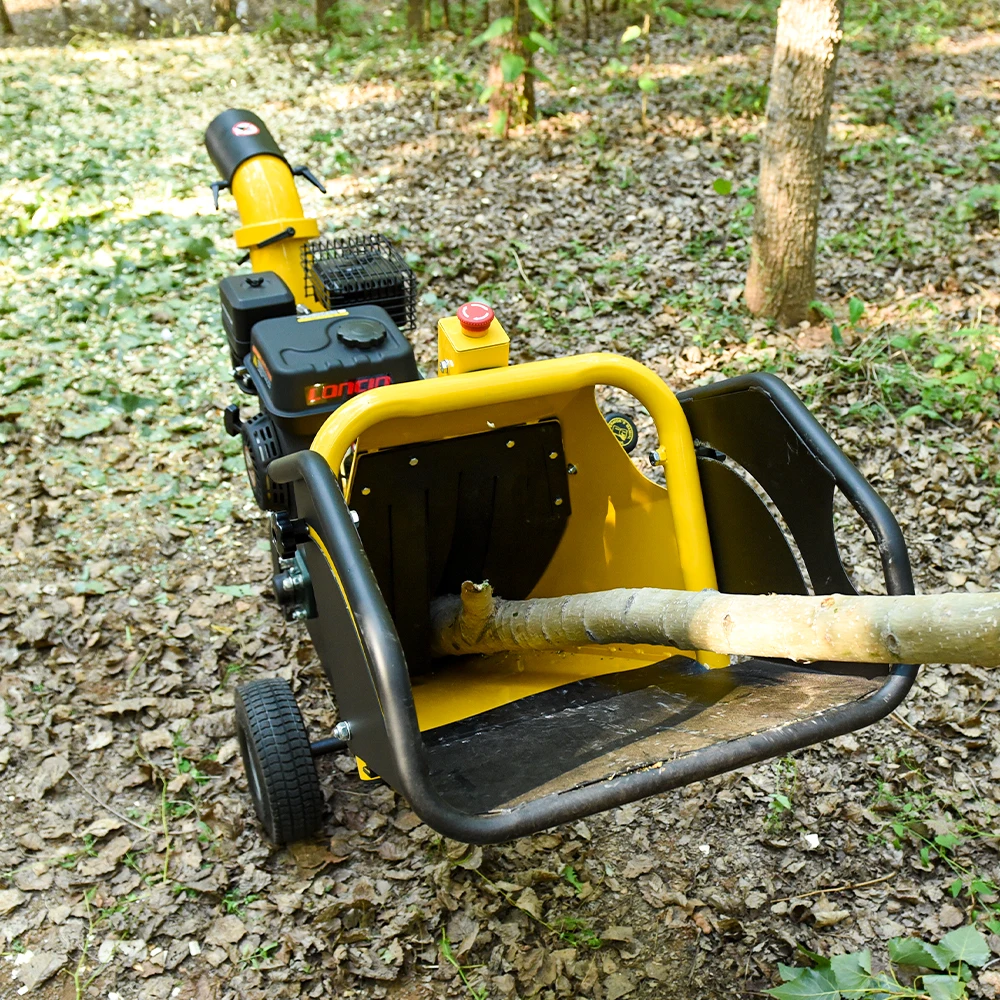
213, 0, 235, 32
744, 0, 845, 327
0, 0, 14, 34
430, 582, 1000, 667
316, 0, 336, 34
488, 0, 534, 134
440, 0, 450, 30
407, 0, 425, 38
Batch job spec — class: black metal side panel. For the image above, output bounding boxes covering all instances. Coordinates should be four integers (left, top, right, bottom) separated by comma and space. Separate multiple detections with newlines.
295, 518, 403, 791
681, 383, 855, 595
695, 457, 808, 596
351, 422, 571, 669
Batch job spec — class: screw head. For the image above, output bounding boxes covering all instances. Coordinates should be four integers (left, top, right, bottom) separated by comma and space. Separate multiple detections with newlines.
566, 464, 578, 475
291, 607, 309, 621
438, 359, 454, 374
333, 721, 352, 742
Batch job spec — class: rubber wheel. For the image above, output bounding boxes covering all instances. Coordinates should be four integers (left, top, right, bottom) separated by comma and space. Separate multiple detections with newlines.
234, 678, 324, 845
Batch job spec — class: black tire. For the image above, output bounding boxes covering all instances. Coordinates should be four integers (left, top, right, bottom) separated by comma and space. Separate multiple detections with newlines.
234, 678, 324, 845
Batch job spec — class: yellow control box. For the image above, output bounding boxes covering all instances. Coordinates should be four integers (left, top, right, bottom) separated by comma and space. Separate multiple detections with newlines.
437, 313, 510, 375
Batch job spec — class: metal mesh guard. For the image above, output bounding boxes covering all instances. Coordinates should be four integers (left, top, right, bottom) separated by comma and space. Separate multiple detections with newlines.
303, 234, 416, 332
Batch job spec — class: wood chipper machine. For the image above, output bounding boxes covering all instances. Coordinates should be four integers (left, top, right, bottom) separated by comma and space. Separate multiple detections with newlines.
205, 110, 916, 846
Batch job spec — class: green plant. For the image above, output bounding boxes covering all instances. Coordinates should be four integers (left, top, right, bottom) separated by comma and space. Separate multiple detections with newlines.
241, 941, 279, 971
618, 9, 687, 127
827, 324, 1000, 424
767, 925, 990, 999
810, 296, 866, 346
472, 0, 556, 135
956, 185, 1000, 225
560, 864, 585, 895
552, 915, 602, 949
765, 756, 797, 832
223, 888, 261, 917
429, 55, 471, 128
440, 930, 487, 1000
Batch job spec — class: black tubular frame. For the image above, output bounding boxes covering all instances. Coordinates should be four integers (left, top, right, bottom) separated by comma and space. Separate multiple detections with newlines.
268, 372, 917, 843
678, 373, 914, 606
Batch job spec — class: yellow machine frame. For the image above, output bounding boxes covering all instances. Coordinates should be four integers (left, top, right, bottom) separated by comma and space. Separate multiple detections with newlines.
225, 145, 724, 733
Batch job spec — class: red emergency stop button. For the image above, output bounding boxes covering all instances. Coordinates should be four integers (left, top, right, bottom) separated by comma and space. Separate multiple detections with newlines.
457, 301, 494, 335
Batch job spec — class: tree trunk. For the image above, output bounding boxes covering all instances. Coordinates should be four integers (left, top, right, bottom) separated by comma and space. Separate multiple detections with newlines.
316, 0, 336, 34
407, 0, 424, 38
581, 0, 589, 40
744, 0, 845, 327
488, 0, 534, 134
131, 0, 149, 35
430, 582, 1000, 667
213, 0, 235, 31
440, 0, 450, 29
0, 0, 13, 34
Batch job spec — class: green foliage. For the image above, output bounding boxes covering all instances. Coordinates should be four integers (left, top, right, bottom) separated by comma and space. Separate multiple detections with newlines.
560, 864, 585, 894
525, 0, 552, 25
768, 927, 990, 999
956, 185, 1000, 224
440, 931, 487, 1000
500, 51, 527, 84
828, 324, 1000, 424
765, 756, 797, 833
471, 16, 514, 45
844, 0, 999, 51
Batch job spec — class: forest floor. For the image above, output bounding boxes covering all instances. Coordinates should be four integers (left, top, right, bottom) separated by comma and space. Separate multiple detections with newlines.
3, 5, 1000, 998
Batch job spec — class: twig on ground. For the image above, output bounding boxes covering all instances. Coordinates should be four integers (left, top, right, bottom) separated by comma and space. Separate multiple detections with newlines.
770, 871, 898, 904
67, 769, 155, 834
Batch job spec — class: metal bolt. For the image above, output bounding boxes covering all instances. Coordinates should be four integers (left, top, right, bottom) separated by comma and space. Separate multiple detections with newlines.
566, 464, 578, 475
506, 440, 515, 449
554, 497, 564, 506
548, 451, 558, 460
333, 721, 352, 742
291, 607, 309, 622
281, 575, 296, 592
350, 510, 360, 524
438, 360, 454, 374
648, 449, 663, 465
409, 457, 419, 466
361, 487, 371, 496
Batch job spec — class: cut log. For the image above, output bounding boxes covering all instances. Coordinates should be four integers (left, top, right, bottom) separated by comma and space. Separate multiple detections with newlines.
430, 582, 1000, 667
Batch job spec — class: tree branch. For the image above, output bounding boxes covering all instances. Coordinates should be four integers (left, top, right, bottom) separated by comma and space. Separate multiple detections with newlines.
430, 583, 1000, 666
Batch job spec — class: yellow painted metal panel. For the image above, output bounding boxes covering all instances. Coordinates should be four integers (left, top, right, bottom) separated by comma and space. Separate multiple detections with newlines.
411, 647, 683, 731
313, 353, 717, 597
308, 353, 725, 730
229, 155, 322, 310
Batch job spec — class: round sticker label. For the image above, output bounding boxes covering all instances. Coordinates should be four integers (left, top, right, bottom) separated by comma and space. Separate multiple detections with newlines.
232, 121, 260, 137
606, 414, 638, 453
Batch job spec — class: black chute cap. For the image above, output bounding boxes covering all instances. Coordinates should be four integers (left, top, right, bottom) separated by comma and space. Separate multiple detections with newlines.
205, 109, 287, 184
